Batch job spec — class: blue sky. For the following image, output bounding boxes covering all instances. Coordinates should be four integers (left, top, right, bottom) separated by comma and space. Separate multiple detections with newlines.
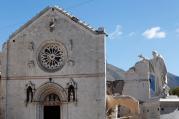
0, 0, 179, 75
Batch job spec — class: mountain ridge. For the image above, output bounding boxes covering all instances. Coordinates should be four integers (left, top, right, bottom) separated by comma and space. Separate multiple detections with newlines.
167, 73, 179, 88
107, 64, 179, 88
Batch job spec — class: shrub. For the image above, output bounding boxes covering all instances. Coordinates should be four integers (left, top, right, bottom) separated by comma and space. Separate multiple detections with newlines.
169, 87, 179, 97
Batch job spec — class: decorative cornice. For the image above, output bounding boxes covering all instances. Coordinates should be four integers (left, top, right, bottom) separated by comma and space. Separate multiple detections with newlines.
1, 73, 105, 80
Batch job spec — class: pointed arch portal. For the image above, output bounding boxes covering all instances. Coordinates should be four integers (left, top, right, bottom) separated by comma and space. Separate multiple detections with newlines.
34, 82, 68, 119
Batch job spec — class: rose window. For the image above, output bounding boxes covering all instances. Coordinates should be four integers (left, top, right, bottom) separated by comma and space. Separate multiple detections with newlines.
38, 43, 66, 72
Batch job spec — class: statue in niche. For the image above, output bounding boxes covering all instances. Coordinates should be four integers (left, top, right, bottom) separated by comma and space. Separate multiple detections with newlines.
28, 41, 34, 51
68, 39, 73, 51
25, 81, 35, 106
67, 78, 77, 102
49, 17, 56, 32
68, 59, 75, 67
68, 85, 75, 102
27, 60, 35, 68
26, 86, 33, 102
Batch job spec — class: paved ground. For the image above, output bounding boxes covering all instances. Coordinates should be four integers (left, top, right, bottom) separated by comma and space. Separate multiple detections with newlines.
160, 110, 179, 119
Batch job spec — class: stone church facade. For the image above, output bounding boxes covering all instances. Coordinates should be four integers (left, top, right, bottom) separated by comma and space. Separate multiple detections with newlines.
0, 6, 106, 119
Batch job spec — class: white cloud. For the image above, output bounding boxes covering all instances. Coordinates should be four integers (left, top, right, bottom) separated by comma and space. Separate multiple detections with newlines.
142, 27, 166, 39
129, 32, 136, 37
109, 25, 123, 39
176, 28, 179, 33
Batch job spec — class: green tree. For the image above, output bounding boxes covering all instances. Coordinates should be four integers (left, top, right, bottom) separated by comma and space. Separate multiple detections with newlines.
169, 87, 179, 97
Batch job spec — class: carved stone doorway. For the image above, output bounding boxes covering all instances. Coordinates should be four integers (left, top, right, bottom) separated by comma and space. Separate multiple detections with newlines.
44, 106, 60, 119
43, 93, 61, 119
34, 82, 68, 119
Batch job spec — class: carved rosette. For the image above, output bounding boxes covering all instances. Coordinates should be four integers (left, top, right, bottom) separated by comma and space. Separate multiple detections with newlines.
37, 41, 67, 72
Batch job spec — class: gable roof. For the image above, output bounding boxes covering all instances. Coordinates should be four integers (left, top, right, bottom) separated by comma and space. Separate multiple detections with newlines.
9, 6, 106, 39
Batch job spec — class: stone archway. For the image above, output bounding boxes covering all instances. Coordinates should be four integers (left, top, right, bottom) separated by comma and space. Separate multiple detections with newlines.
106, 95, 140, 119
34, 82, 68, 119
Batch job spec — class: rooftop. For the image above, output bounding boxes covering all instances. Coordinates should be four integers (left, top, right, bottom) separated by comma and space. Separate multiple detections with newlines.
9, 6, 106, 40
